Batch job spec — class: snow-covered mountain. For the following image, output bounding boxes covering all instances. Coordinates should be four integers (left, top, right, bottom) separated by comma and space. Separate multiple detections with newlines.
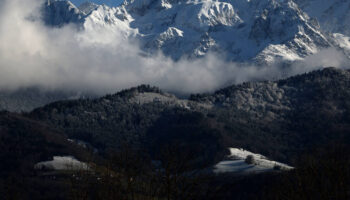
294, 0, 350, 57
41, 0, 339, 64
295, 0, 350, 36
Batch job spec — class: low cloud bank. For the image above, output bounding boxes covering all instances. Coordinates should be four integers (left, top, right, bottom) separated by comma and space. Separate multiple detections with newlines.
0, 0, 349, 95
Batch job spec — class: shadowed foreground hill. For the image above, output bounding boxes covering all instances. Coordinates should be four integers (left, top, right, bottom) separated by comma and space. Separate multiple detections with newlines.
0, 112, 95, 199
0, 112, 91, 177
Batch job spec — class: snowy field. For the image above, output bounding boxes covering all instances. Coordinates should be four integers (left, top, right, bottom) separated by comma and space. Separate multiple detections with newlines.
34, 156, 90, 171
214, 148, 293, 174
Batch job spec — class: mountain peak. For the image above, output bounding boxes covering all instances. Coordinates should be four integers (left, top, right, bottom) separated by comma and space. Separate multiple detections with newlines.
78, 1, 99, 14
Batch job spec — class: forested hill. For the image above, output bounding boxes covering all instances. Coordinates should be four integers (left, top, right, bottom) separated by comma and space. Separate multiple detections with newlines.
27, 68, 350, 164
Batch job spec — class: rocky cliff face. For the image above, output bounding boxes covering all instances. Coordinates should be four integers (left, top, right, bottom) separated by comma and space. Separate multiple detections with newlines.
42, 0, 83, 26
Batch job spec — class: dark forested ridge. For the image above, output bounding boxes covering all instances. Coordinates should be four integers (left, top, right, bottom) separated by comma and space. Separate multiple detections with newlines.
0, 68, 350, 199
27, 68, 350, 163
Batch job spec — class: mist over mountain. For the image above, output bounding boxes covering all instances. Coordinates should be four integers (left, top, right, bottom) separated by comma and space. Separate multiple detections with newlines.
0, 88, 84, 112
0, 0, 350, 102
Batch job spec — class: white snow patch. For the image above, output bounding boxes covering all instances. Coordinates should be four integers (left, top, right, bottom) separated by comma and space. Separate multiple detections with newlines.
214, 148, 293, 174
34, 156, 90, 171
258, 44, 304, 64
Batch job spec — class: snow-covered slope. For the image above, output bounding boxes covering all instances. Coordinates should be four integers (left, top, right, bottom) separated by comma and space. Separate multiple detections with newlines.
42, 0, 333, 64
34, 156, 89, 171
214, 148, 293, 174
294, 0, 350, 55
